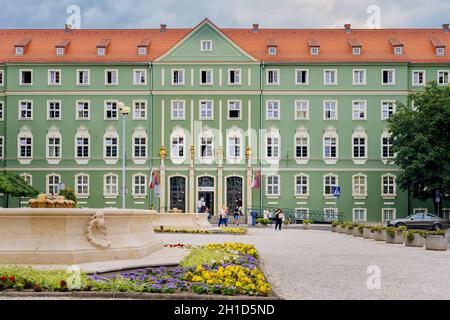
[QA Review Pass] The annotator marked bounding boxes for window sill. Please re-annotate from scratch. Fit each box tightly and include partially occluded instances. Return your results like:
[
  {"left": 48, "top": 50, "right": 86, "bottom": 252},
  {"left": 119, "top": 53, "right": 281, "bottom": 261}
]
[
  {"left": 295, "top": 195, "right": 309, "bottom": 200},
  {"left": 353, "top": 196, "right": 367, "bottom": 200},
  {"left": 352, "top": 159, "right": 367, "bottom": 165},
  {"left": 75, "top": 159, "right": 90, "bottom": 165},
  {"left": 382, "top": 195, "right": 397, "bottom": 200},
  {"left": 323, "top": 159, "right": 338, "bottom": 165},
  {"left": 104, "top": 159, "right": 119, "bottom": 165},
  {"left": 18, "top": 158, "right": 32, "bottom": 165},
  {"left": 47, "top": 159, "right": 61, "bottom": 165}
]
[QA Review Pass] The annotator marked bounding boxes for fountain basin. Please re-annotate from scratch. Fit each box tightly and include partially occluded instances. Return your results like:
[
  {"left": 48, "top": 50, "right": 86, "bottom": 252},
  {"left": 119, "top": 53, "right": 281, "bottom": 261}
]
[{"left": 149, "top": 212, "right": 211, "bottom": 230}]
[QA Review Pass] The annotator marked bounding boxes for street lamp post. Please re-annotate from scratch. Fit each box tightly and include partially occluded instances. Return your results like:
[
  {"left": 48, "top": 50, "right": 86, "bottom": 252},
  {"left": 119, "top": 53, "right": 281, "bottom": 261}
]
[{"left": 118, "top": 101, "right": 130, "bottom": 209}]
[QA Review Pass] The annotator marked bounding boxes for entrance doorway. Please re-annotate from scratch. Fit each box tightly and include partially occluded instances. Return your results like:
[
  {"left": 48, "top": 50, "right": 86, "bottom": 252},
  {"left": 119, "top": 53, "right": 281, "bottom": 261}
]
[
  {"left": 169, "top": 176, "right": 186, "bottom": 212},
  {"left": 226, "top": 176, "right": 243, "bottom": 210},
  {"left": 198, "top": 176, "right": 214, "bottom": 214}
]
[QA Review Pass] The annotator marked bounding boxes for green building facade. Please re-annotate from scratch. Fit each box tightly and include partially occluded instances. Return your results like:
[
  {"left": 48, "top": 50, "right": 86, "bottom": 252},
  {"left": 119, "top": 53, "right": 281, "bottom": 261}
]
[{"left": 0, "top": 19, "right": 449, "bottom": 221}]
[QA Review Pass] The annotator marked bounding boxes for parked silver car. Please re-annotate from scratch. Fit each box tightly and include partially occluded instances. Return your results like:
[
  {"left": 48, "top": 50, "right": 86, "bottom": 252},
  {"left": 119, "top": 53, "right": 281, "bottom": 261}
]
[{"left": 387, "top": 213, "right": 450, "bottom": 230}]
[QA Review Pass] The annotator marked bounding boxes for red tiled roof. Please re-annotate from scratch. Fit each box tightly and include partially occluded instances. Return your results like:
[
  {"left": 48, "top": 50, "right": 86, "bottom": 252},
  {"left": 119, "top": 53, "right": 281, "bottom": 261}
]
[{"left": 0, "top": 26, "right": 449, "bottom": 63}]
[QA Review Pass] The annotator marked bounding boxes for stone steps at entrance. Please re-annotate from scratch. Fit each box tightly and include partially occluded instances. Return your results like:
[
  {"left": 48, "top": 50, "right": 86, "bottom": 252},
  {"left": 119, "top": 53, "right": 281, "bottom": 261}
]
[{"left": 210, "top": 215, "right": 247, "bottom": 225}]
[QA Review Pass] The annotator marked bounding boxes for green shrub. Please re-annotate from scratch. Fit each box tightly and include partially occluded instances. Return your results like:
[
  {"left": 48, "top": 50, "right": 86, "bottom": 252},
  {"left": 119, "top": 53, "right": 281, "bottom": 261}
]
[
  {"left": 302, "top": 220, "right": 313, "bottom": 225},
  {"left": 331, "top": 221, "right": 340, "bottom": 228},
  {"left": 256, "top": 218, "right": 270, "bottom": 225},
  {"left": 58, "top": 187, "right": 77, "bottom": 205},
  {"left": 358, "top": 225, "right": 366, "bottom": 234},
  {"left": 423, "top": 230, "right": 446, "bottom": 238},
  {"left": 404, "top": 230, "right": 425, "bottom": 242}
]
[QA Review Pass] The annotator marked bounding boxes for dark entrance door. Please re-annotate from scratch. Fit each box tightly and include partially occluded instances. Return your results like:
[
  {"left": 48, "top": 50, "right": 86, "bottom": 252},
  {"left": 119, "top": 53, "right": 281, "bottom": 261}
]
[
  {"left": 198, "top": 176, "right": 214, "bottom": 214},
  {"left": 226, "top": 176, "right": 243, "bottom": 210},
  {"left": 169, "top": 176, "right": 186, "bottom": 212}
]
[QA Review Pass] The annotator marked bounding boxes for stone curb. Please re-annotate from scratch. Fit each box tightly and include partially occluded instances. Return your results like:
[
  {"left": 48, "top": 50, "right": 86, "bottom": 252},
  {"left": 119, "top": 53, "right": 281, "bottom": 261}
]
[{"left": 0, "top": 291, "right": 281, "bottom": 300}]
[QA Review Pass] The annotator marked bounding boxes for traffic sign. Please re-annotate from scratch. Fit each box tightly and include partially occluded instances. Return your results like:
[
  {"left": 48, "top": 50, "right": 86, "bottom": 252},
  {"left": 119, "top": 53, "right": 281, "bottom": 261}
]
[{"left": 332, "top": 186, "right": 341, "bottom": 197}]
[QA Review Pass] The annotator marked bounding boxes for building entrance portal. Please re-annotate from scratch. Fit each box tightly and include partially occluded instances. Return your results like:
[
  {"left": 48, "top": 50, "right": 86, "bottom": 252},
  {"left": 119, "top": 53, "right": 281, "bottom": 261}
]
[{"left": 198, "top": 176, "right": 214, "bottom": 215}]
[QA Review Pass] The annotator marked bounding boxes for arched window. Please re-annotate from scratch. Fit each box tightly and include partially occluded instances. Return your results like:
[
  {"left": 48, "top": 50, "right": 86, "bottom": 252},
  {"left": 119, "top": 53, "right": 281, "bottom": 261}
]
[
  {"left": 381, "top": 174, "right": 396, "bottom": 197},
  {"left": 46, "top": 126, "right": 62, "bottom": 164},
  {"left": 323, "top": 127, "right": 338, "bottom": 164},
  {"left": 132, "top": 127, "right": 147, "bottom": 164},
  {"left": 352, "top": 127, "right": 367, "bottom": 164},
  {"left": 226, "top": 127, "right": 243, "bottom": 161},
  {"left": 75, "top": 174, "right": 89, "bottom": 198},
  {"left": 132, "top": 174, "right": 147, "bottom": 197},
  {"left": 170, "top": 127, "right": 186, "bottom": 164},
  {"left": 294, "top": 127, "right": 309, "bottom": 164},
  {"left": 198, "top": 128, "right": 214, "bottom": 160},
  {"left": 20, "top": 173, "right": 32, "bottom": 186},
  {"left": 323, "top": 174, "right": 338, "bottom": 197},
  {"left": 352, "top": 174, "right": 367, "bottom": 197},
  {"left": 17, "top": 127, "right": 33, "bottom": 164},
  {"left": 266, "top": 128, "right": 280, "bottom": 160},
  {"left": 266, "top": 174, "right": 280, "bottom": 197},
  {"left": 46, "top": 174, "right": 61, "bottom": 195},
  {"left": 75, "top": 126, "right": 90, "bottom": 164},
  {"left": 295, "top": 174, "right": 309, "bottom": 197},
  {"left": 103, "top": 128, "right": 119, "bottom": 163}
]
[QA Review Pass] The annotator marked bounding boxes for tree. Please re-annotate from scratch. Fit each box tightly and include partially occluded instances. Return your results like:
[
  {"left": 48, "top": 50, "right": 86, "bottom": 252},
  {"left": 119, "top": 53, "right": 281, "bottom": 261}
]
[
  {"left": 388, "top": 82, "right": 450, "bottom": 214},
  {"left": 0, "top": 174, "right": 39, "bottom": 207}
]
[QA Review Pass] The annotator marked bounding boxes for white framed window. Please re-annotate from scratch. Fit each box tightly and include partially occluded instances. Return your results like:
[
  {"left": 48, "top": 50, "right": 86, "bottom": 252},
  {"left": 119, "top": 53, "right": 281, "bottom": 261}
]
[
  {"left": 437, "top": 71, "right": 449, "bottom": 85},
  {"left": 18, "top": 129, "right": 32, "bottom": 160},
  {"left": 133, "top": 101, "right": 147, "bottom": 120},
  {"left": 105, "top": 69, "right": 118, "bottom": 86},
  {"left": 266, "top": 129, "right": 280, "bottom": 159},
  {"left": 323, "top": 136, "right": 337, "bottom": 159},
  {"left": 352, "top": 47, "right": 361, "bottom": 56},
  {"left": 97, "top": 47, "right": 106, "bottom": 56},
  {"left": 310, "top": 47, "right": 319, "bottom": 55},
  {"left": 323, "top": 174, "right": 338, "bottom": 197},
  {"left": 412, "top": 70, "right": 425, "bottom": 86},
  {"left": 352, "top": 100, "right": 367, "bottom": 120},
  {"left": 0, "top": 136, "right": 4, "bottom": 159},
  {"left": 266, "top": 175, "right": 280, "bottom": 197},
  {"left": 382, "top": 174, "right": 396, "bottom": 197},
  {"left": 295, "top": 100, "right": 309, "bottom": 120},
  {"left": 133, "top": 69, "right": 147, "bottom": 85},
  {"left": 76, "top": 69, "right": 90, "bottom": 86},
  {"left": 266, "top": 100, "right": 280, "bottom": 120},
  {"left": 104, "top": 101, "right": 118, "bottom": 120},
  {"left": 268, "top": 47, "right": 277, "bottom": 55},
  {"left": 0, "top": 102, "right": 3, "bottom": 121},
  {"left": 413, "top": 208, "right": 428, "bottom": 214},
  {"left": 436, "top": 47, "right": 445, "bottom": 56},
  {"left": 382, "top": 69, "right": 395, "bottom": 85},
  {"left": 323, "top": 100, "right": 337, "bottom": 120},
  {"left": 199, "top": 100, "right": 213, "bottom": 120},
  {"left": 295, "top": 134, "right": 309, "bottom": 160},
  {"left": 75, "top": 174, "right": 89, "bottom": 198},
  {"left": 138, "top": 47, "right": 147, "bottom": 56},
  {"left": 352, "top": 135, "right": 367, "bottom": 159},
  {"left": 56, "top": 47, "right": 65, "bottom": 56},
  {"left": 171, "top": 69, "right": 185, "bottom": 85},
  {"left": 18, "top": 100, "right": 33, "bottom": 120},
  {"left": 133, "top": 131, "right": 147, "bottom": 160},
  {"left": 295, "top": 69, "right": 309, "bottom": 85},
  {"left": 324, "top": 69, "right": 337, "bottom": 85},
  {"left": 353, "top": 208, "right": 367, "bottom": 222},
  {"left": 76, "top": 101, "right": 90, "bottom": 120},
  {"left": 353, "top": 69, "right": 366, "bottom": 85},
  {"left": 171, "top": 131, "right": 185, "bottom": 159},
  {"left": 381, "top": 132, "right": 394, "bottom": 159},
  {"left": 295, "top": 208, "right": 310, "bottom": 220},
  {"left": 103, "top": 174, "right": 118, "bottom": 197},
  {"left": 227, "top": 128, "right": 242, "bottom": 160},
  {"left": 75, "top": 134, "right": 90, "bottom": 159},
  {"left": 201, "top": 40, "right": 212, "bottom": 52},
  {"left": 46, "top": 131, "right": 62, "bottom": 160},
  {"left": 228, "top": 69, "right": 241, "bottom": 85},
  {"left": 47, "top": 100, "right": 61, "bottom": 120},
  {"left": 171, "top": 100, "right": 185, "bottom": 120},
  {"left": 0, "top": 70, "right": 4, "bottom": 86},
  {"left": 48, "top": 69, "right": 61, "bottom": 86},
  {"left": 20, "top": 174, "right": 32, "bottom": 186},
  {"left": 199, "top": 130, "right": 214, "bottom": 159},
  {"left": 352, "top": 174, "right": 367, "bottom": 197},
  {"left": 132, "top": 174, "right": 147, "bottom": 197},
  {"left": 381, "top": 101, "right": 396, "bottom": 120},
  {"left": 200, "top": 69, "right": 213, "bottom": 85},
  {"left": 295, "top": 174, "right": 309, "bottom": 197},
  {"left": 227, "top": 100, "right": 241, "bottom": 120},
  {"left": 15, "top": 47, "right": 24, "bottom": 56},
  {"left": 104, "top": 135, "right": 119, "bottom": 159},
  {"left": 394, "top": 46, "right": 403, "bottom": 55},
  {"left": 382, "top": 208, "right": 396, "bottom": 222},
  {"left": 46, "top": 174, "right": 61, "bottom": 195},
  {"left": 19, "top": 69, "right": 33, "bottom": 86},
  {"left": 266, "top": 69, "right": 279, "bottom": 85},
  {"left": 324, "top": 208, "right": 338, "bottom": 221}
]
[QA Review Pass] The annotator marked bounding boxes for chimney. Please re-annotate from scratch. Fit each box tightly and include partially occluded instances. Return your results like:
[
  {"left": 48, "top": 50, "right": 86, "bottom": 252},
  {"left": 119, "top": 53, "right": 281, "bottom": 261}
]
[
  {"left": 443, "top": 24, "right": 449, "bottom": 32},
  {"left": 344, "top": 24, "right": 351, "bottom": 33},
  {"left": 65, "top": 24, "right": 73, "bottom": 30},
  {"left": 252, "top": 24, "right": 259, "bottom": 32},
  {"left": 160, "top": 24, "right": 167, "bottom": 32}
]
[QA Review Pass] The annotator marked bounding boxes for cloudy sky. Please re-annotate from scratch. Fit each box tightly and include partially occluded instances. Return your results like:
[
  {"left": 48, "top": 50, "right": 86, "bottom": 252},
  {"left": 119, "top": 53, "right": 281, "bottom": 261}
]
[{"left": 0, "top": 0, "right": 448, "bottom": 29}]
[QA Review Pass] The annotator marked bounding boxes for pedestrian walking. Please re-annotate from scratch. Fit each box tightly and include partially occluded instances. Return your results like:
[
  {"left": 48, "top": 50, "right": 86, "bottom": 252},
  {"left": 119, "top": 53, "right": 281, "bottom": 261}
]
[
  {"left": 233, "top": 203, "right": 240, "bottom": 226},
  {"left": 218, "top": 206, "right": 228, "bottom": 227},
  {"left": 275, "top": 208, "right": 284, "bottom": 231},
  {"left": 251, "top": 209, "right": 257, "bottom": 227}
]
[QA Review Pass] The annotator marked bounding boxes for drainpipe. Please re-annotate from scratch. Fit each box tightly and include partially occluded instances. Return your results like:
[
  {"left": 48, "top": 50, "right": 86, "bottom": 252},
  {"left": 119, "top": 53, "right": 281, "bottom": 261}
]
[
  {"left": 259, "top": 62, "right": 265, "bottom": 213},
  {"left": 149, "top": 61, "right": 153, "bottom": 210}
]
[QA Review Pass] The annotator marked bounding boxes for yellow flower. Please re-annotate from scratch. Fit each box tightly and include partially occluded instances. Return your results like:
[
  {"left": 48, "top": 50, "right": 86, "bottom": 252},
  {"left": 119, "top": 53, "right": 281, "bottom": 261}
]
[
  {"left": 196, "top": 265, "right": 204, "bottom": 273},
  {"left": 235, "top": 281, "right": 242, "bottom": 288}
]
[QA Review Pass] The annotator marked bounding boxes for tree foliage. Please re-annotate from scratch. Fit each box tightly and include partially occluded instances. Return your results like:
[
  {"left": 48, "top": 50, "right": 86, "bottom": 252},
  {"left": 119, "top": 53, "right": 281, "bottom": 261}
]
[
  {"left": 0, "top": 174, "right": 39, "bottom": 198},
  {"left": 58, "top": 187, "right": 77, "bottom": 205},
  {"left": 388, "top": 82, "right": 450, "bottom": 204}
]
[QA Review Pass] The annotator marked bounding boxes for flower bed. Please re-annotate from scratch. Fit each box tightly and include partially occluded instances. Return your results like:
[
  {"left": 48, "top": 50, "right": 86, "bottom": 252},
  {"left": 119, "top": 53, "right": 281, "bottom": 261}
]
[
  {"left": 0, "top": 243, "right": 271, "bottom": 297},
  {"left": 154, "top": 227, "right": 248, "bottom": 235}
]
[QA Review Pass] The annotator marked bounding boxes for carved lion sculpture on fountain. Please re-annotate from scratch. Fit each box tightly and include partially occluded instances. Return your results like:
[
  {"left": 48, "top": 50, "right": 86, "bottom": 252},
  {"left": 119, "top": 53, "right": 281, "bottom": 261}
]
[{"left": 86, "top": 211, "right": 111, "bottom": 248}]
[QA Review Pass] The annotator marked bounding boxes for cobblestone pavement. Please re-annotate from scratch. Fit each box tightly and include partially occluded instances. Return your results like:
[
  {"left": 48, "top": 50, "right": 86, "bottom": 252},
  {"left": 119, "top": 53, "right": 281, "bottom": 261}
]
[{"left": 160, "top": 228, "right": 450, "bottom": 300}]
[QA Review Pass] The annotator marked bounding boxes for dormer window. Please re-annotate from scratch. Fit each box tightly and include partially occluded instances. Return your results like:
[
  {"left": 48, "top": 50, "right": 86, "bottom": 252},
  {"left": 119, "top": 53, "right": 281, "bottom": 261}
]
[
  {"left": 55, "top": 39, "right": 70, "bottom": 56},
  {"left": 348, "top": 40, "right": 362, "bottom": 56},
  {"left": 96, "top": 39, "right": 111, "bottom": 56},
  {"left": 389, "top": 38, "right": 404, "bottom": 55},
  {"left": 201, "top": 40, "right": 212, "bottom": 52},
  {"left": 430, "top": 38, "right": 446, "bottom": 56},
  {"left": 137, "top": 39, "right": 150, "bottom": 56},
  {"left": 437, "top": 47, "right": 446, "bottom": 56},
  {"left": 352, "top": 47, "right": 361, "bottom": 55},
  {"left": 268, "top": 47, "right": 277, "bottom": 55},
  {"left": 266, "top": 39, "right": 278, "bottom": 55},
  {"left": 15, "top": 47, "right": 24, "bottom": 56},
  {"left": 308, "top": 39, "right": 320, "bottom": 56},
  {"left": 394, "top": 46, "right": 403, "bottom": 55},
  {"left": 56, "top": 47, "right": 65, "bottom": 55},
  {"left": 15, "top": 37, "right": 31, "bottom": 56}
]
